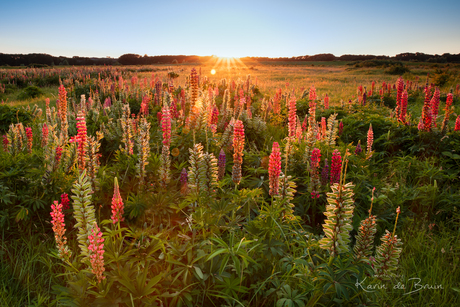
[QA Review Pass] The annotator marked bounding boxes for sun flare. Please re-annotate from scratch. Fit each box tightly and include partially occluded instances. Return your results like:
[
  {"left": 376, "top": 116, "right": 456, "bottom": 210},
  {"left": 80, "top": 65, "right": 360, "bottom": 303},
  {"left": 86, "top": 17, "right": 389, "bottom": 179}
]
[{"left": 211, "top": 69, "right": 216, "bottom": 75}]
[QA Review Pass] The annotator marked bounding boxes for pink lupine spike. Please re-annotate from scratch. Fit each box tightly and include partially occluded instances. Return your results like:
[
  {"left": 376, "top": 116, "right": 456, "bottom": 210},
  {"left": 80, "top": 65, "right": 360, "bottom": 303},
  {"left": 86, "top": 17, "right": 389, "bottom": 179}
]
[{"left": 88, "top": 223, "right": 105, "bottom": 283}]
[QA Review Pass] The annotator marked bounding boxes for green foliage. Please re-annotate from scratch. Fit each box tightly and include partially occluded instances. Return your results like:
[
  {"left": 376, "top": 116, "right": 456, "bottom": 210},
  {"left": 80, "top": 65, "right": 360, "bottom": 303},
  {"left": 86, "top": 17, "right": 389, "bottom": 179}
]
[
  {"left": 0, "top": 104, "right": 33, "bottom": 133},
  {"left": 17, "top": 85, "right": 44, "bottom": 100},
  {"left": 432, "top": 69, "right": 451, "bottom": 87},
  {"left": 384, "top": 64, "right": 410, "bottom": 75}
]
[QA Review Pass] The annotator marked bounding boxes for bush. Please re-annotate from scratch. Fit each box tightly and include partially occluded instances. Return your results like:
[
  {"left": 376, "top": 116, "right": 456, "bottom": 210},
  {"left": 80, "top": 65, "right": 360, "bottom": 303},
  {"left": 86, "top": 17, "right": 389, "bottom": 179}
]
[
  {"left": 0, "top": 105, "right": 33, "bottom": 132},
  {"left": 17, "top": 85, "right": 44, "bottom": 100},
  {"left": 432, "top": 69, "right": 451, "bottom": 87},
  {"left": 385, "top": 64, "right": 410, "bottom": 75}
]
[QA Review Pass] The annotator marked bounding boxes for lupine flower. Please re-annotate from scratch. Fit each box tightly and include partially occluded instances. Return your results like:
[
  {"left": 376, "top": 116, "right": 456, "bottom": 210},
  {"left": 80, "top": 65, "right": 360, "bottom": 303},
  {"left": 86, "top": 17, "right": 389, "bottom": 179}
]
[
  {"left": 310, "top": 148, "right": 321, "bottom": 198},
  {"left": 330, "top": 149, "right": 342, "bottom": 184},
  {"left": 296, "top": 118, "right": 303, "bottom": 142},
  {"left": 190, "top": 68, "right": 198, "bottom": 107},
  {"left": 104, "top": 97, "right": 112, "bottom": 108},
  {"left": 87, "top": 223, "right": 105, "bottom": 283},
  {"left": 339, "top": 121, "right": 343, "bottom": 135},
  {"left": 288, "top": 96, "right": 297, "bottom": 138},
  {"left": 430, "top": 87, "right": 440, "bottom": 128},
  {"left": 58, "top": 84, "right": 67, "bottom": 124},
  {"left": 269, "top": 142, "right": 282, "bottom": 196},
  {"left": 319, "top": 169, "right": 355, "bottom": 256},
  {"left": 41, "top": 124, "right": 48, "bottom": 147},
  {"left": 324, "top": 93, "right": 329, "bottom": 109},
  {"left": 157, "top": 111, "right": 162, "bottom": 123},
  {"left": 111, "top": 177, "right": 124, "bottom": 224},
  {"left": 355, "top": 140, "right": 362, "bottom": 155},
  {"left": 420, "top": 86, "right": 432, "bottom": 132},
  {"left": 210, "top": 106, "right": 219, "bottom": 133},
  {"left": 441, "top": 93, "right": 453, "bottom": 133},
  {"left": 367, "top": 124, "right": 373, "bottom": 155},
  {"left": 25, "top": 127, "right": 32, "bottom": 153},
  {"left": 50, "top": 201, "right": 71, "bottom": 261},
  {"left": 180, "top": 168, "right": 188, "bottom": 195},
  {"left": 309, "top": 85, "right": 317, "bottom": 101},
  {"left": 140, "top": 95, "right": 150, "bottom": 116},
  {"left": 76, "top": 112, "right": 87, "bottom": 171},
  {"left": 301, "top": 115, "right": 308, "bottom": 132},
  {"left": 399, "top": 90, "right": 408, "bottom": 124},
  {"left": 180, "top": 168, "right": 188, "bottom": 185},
  {"left": 155, "top": 80, "right": 162, "bottom": 105},
  {"left": 395, "top": 77, "right": 404, "bottom": 118},
  {"left": 311, "top": 148, "right": 321, "bottom": 168},
  {"left": 2, "top": 135, "right": 7, "bottom": 152},
  {"left": 232, "top": 120, "right": 245, "bottom": 185},
  {"left": 321, "top": 117, "right": 326, "bottom": 140},
  {"left": 55, "top": 146, "right": 63, "bottom": 165},
  {"left": 218, "top": 149, "right": 226, "bottom": 180},
  {"left": 161, "top": 105, "right": 172, "bottom": 147},
  {"left": 353, "top": 187, "right": 377, "bottom": 263},
  {"left": 61, "top": 193, "right": 70, "bottom": 211},
  {"left": 455, "top": 116, "right": 460, "bottom": 131},
  {"left": 170, "top": 98, "right": 178, "bottom": 119},
  {"left": 374, "top": 212, "right": 403, "bottom": 278}
]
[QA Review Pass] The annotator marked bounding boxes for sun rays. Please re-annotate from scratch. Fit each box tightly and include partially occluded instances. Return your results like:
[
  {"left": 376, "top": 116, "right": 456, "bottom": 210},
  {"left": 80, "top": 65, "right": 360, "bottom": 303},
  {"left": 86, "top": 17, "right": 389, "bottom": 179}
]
[{"left": 206, "top": 56, "right": 249, "bottom": 75}]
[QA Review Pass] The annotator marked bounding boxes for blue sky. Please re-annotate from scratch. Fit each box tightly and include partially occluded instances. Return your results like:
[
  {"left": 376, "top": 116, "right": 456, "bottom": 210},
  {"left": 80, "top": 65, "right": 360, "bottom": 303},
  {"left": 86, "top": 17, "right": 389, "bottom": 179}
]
[{"left": 1, "top": 0, "right": 459, "bottom": 58}]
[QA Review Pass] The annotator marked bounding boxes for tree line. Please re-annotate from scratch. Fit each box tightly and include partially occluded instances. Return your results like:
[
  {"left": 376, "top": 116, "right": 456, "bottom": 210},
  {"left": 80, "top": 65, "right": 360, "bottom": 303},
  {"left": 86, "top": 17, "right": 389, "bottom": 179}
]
[{"left": 1, "top": 52, "right": 459, "bottom": 67}]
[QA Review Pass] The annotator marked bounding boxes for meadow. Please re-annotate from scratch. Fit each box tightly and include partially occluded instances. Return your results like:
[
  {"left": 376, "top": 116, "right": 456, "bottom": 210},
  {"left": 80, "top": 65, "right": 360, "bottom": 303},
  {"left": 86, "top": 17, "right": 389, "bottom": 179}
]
[{"left": 1, "top": 59, "right": 460, "bottom": 306}]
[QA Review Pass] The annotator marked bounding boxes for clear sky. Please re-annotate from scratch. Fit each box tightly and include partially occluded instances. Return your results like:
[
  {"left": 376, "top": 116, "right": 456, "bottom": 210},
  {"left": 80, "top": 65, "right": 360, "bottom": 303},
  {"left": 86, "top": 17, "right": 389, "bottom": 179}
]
[{"left": 1, "top": 0, "right": 459, "bottom": 58}]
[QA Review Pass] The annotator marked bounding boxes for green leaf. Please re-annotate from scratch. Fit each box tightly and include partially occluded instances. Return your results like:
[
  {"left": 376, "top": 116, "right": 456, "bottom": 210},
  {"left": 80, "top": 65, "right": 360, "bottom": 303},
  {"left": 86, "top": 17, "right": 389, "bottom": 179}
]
[
  {"left": 193, "top": 266, "right": 204, "bottom": 279},
  {"left": 207, "top": 248, "right": 228, "bottom": 261}
]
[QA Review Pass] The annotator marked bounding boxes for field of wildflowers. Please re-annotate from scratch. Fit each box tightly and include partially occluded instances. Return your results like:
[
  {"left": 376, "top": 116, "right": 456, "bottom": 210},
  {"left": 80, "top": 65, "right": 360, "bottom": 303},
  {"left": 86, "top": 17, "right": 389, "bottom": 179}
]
[{"left": 0, "top": 61, "right": 459, "bottom": 306}]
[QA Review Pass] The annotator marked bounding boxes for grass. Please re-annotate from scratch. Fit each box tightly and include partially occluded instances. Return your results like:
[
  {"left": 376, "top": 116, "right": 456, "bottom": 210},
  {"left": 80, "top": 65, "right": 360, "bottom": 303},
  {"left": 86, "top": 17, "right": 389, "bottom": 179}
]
[
  {"left": 374, "top": 220, "right": 460, "bottom": 306},
  {"left": 1, "top": 86, "right": 59, "bottom": 110},
  {"left": 0, "top": 233, "right": 62, "bottom": 306}
]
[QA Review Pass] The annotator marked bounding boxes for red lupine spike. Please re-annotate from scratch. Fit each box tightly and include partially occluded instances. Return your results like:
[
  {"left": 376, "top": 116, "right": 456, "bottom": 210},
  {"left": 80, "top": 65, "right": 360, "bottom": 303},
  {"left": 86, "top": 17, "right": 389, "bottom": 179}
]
[
  {"left": 330, "top": 149, "right": 342, "bottom": 184},
  {"left": 269, "top": 142, "right": 281, "bottom": 196},
  {"left": 25, "top": 127, "right": 32, "bottom": 153},
  {"left": 399, "top": 90, "right": 408, "bottom": 124}
]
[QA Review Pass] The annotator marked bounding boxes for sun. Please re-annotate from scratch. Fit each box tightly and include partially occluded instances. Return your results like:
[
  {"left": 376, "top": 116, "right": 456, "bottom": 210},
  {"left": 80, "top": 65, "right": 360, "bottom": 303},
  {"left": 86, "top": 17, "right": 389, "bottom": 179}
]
[{"left": 211, "top": 69, "right": 216, "bottom": 75}]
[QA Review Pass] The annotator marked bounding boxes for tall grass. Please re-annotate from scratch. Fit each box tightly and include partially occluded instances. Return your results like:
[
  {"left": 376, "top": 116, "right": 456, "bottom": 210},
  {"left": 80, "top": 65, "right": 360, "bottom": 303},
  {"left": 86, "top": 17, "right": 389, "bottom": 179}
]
[
  {"left": 0, "top": 234, "right": 62, "bottom": 306},
  {"left": 376, "top": 220, "right": 460, "bottom": 306}
]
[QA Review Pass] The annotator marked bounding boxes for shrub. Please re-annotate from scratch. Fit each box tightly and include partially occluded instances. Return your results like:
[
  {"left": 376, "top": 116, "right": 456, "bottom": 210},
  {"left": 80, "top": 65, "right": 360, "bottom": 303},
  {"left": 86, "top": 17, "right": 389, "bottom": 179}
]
[
  {"left": 385, "top": 64, "right": 410, "bottom": 75},
  {"left": 0, "top": 105, "right": 33, "bottom": 133},
  {"left": 17, "top": 85, "right": 44, "bottom": 100}
]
